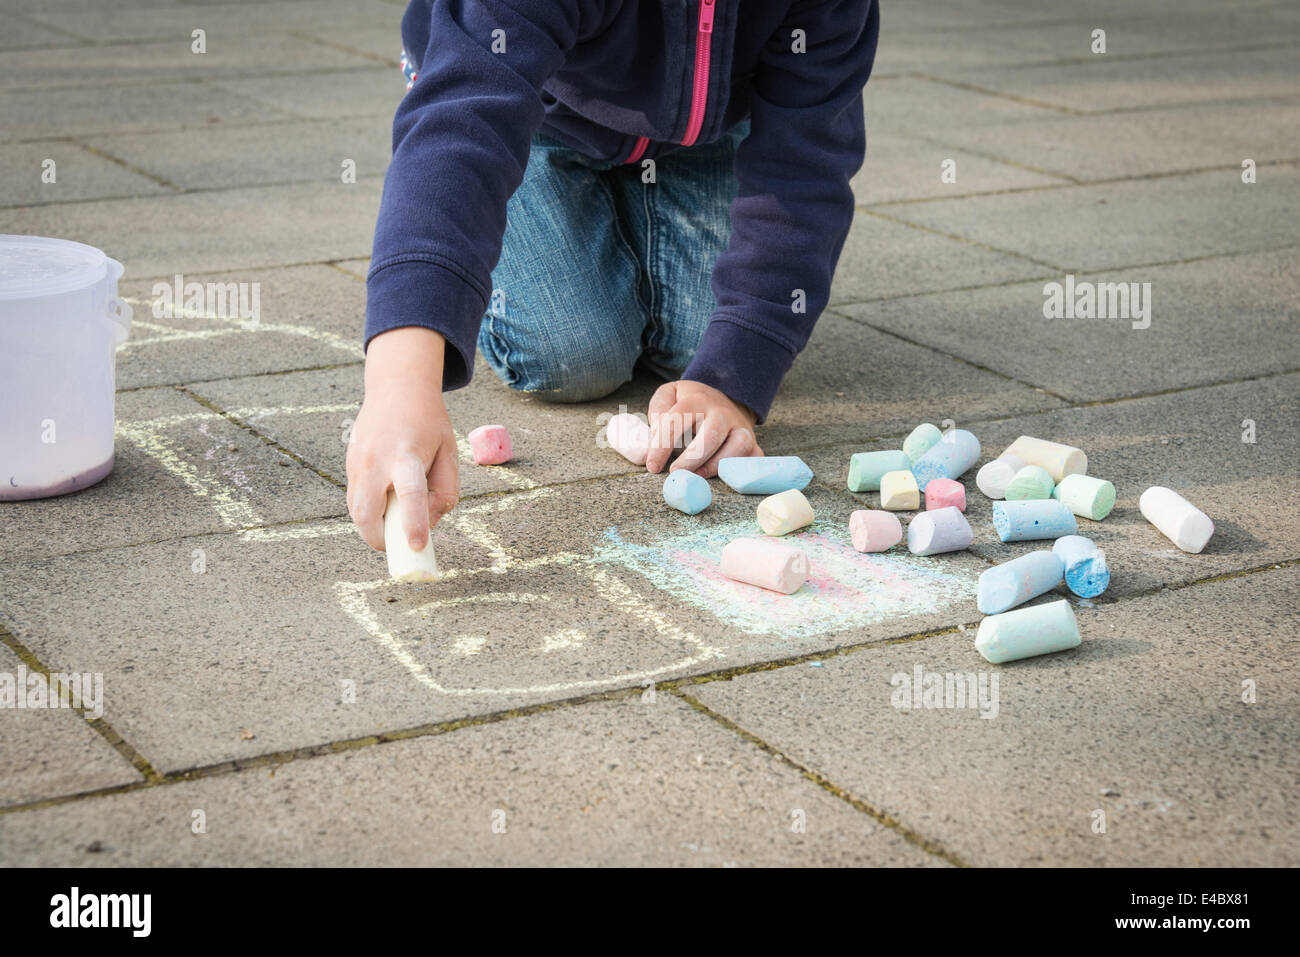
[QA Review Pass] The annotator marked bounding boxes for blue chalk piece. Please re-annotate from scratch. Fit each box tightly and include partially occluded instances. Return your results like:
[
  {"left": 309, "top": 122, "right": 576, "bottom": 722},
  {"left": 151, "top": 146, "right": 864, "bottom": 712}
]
[
  {"left": 1053, "top": 534, "right": 1110, "bottom": 598},
  {"left": 978, "top": 550, "right": 1064, "bottom": 615},
  {"left": 992, "top": 500, "right": 1077, "bottom": 542},
  {"left": 910, "top": 429, "right": 981, "bottom": 487},
  {"left": 662, "top": 470, "right": 712, "bottom": 515},
  {"left": 718, "top": 456, "right": 813, "bottom": 495}
]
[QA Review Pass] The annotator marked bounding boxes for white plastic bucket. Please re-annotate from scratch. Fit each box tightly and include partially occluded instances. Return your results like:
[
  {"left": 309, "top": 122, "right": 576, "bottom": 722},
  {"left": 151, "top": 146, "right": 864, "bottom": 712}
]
[{"left": 0, "top": 235, "right": 132, "bottom": 500}]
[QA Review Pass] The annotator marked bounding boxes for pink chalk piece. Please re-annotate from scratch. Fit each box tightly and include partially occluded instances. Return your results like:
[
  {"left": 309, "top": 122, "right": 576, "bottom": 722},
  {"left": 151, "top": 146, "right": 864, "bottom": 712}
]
[
  {"left": 849, "top": 509, "right": 903, "bottom": 553},
  {"left": 924, "top": 478, "right": 966, "bottom": 512},
  {"left": 606, "top": 412, "right": 651, "bottom": 465},
  {"left": 720, "top": 538, "right": 809, "bottom": 595},
  {"left": 467, "top": 424, "right": 512, "bottom": 465}
]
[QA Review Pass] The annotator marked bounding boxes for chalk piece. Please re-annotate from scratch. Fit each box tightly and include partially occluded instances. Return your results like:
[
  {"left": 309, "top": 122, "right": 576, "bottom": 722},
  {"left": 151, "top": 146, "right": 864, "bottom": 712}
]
[
  {"left": 719, "top": 455, "right": 813, "bottom": 495},
  {"left": 847, "top": 449, "right": 910, "bottom": 492},
  {"left": 1004, "top": 465, "right": 1055, "bottom": 501},
  {"left": 720, "top": 538, "right": 809, "bottom": 594},
  {"left": 924, "top": 477, "right": 966, "bottom": 512},
  {"left": 382, "top": 490, "right": 439, "bottom": 583},
  {"left": 1139, "top": 486, "right": 1214, "bottom": 553},
  {"left": 467, "top": 424, "right": 512, "bottom": 465},
  {"left": 1052, "top": 535, "right": 1110, "bottom": 598},
  {"left": 849, "top": 510, "right": 903, "bottom": 552},
  {"left": 975, "top": 454, "right": 1025, "bottom": 500},
  {"left": 910, "top": 429, "right": 981, "bottom": 487},
  {"left": 1001, "top": 435, "right": 1087, "bottom": 483},
  {"left": 606, "top": 412, "right": 650, "bottom": 465},
  {"left": 978, "top": 550, "right": 1064, "bottom": 614},
  {"left": 879, "top": 470, "right": 920, "bottom": 510},
  {"left": 907, "top": 505, "right": 973, "bottom": 556},
  {"left": 903, "top": 423, "right": 943, "bottom": 463},
  {"left": 757, "top": 488, "right": 814, "bottom": 536},
  {"left": 1053, "top": 473, "right": 1116, "bottom": 521},
  {"left": 992, "top": 499, "right": 1077, "bottom": 542},
  {"left": 975, "top": 599, "right": 1081, "bottom": 664},
  {"left": 663, "top": 470, "right": 711, "bottom": 515}
]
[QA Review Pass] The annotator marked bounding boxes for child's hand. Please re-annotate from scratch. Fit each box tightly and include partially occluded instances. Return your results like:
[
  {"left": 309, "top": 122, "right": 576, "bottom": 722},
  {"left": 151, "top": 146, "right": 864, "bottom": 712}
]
[
  {"left": 645, "top": 379, "right": 762, "bottom": 477},
  {"left": 346, "top": 327, "right": 460, "bottom": 554}
]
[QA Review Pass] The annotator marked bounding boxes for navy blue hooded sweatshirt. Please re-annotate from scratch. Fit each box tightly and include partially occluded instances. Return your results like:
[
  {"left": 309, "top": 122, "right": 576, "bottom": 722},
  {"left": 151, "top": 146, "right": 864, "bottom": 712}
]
[{"left": 367, "top": 0, "right": 880, "bottom": 422}]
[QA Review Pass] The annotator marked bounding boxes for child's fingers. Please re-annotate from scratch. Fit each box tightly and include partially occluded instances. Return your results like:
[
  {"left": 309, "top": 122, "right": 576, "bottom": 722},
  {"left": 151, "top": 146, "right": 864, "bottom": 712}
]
[
  {"left": 698, "top": 426, "right": 761, "bottom": 479},
  {"left": 669, "top": 412, "right": 726, "bottom": 475},
  {"left": 391, "top": 454, "right": 432, "bottom": 552},
  {"left": 426, "top": 441, "right": 460, "bottom": 527},
  {"left": 347, "top": 475, "right": 388, "bottom": 552},
  {"left": 645, "top": 384, "right": 679, "bottom": 473}
]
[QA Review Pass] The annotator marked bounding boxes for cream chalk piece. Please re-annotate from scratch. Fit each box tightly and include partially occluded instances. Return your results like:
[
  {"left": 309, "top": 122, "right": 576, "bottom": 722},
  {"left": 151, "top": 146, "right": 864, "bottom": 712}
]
[
  {"left": 879, "top": 470, "right": 920, "bottom": 510},
  {"left": 992, "top": 500, "right": 1077, "bottom": 542},
  {"left": 1139, "top": 486, "right": 1214, "bottom": 553},
  {"left": 977, "top": 550, "right": 1064, "bottom": 615},
  {"left": 975, "top": 454, "right": 1025, "bottom": 500},
  {"left": 606, "top": 412, "right": 650, "bottom": 465},
  {"left": 720, "top": 538, "right": 809, "bottom": 594},
  {"left": 1004, "top": 465, "right": 1055, "bottom": 501},
  {"left": 1001, "top": 435, "right": 1087, "bottom": 483},
  {"left": 910, "top": 429, "right": 981, "bottom": 487},
  {"left": 907, "top": 506, "right": 973, "bottom": 556},
  {"left": 847, "top": 450, "right": 911, "bottom": 492},
  {"left": 757, "top": 488, "right": 814, "bottom": 536},
  {"left": 467, "top": 424, "right": 512, "bottom": 465},
  {"left": 975, "top": 599, "right": 1082, "bottom": 664},
  {"left": 719, "top": 456, "right": 813, "bottom": 495},
  {"left": 903, "top": 423, "right": 942, "bottom": 463},
  {"left": 924, "top": 477, "right": 966, "bottom": 512},
  {"left": 662, "top": 470, "right": 711, "bottom": 515},
  {"left": 1052, "top": 535, "right": 1110, "bottom": 598},
  {"left": 1053, "top": 474, "right": 1116, "bottom": 521},
  {"left": 382, "top": 490, "right": 439, "bottom": 583},
  {"left": 849, "top": 509, "right": 903, "bottom": 552}
]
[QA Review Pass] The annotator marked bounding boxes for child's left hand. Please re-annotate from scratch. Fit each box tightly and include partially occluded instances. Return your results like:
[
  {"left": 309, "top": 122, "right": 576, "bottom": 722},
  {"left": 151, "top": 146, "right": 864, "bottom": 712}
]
[{"left": 645, "top": 379, "right": 762, "bottom": 477}]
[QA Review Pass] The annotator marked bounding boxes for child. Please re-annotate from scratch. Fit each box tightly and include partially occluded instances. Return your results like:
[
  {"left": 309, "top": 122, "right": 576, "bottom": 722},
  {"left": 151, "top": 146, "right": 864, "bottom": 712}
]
[{"left": 347, "top": 0, "right": 880, "bottom": 554}]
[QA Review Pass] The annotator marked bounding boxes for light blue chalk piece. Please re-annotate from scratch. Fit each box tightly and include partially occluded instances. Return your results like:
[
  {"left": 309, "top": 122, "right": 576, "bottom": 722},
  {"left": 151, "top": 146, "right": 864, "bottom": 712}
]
[
  {"left": 977, "top": 550, "right": 1064, "bottom": 615},
  {"left": 1053, "top": 535, "right": 1110, "bottom": 599},
  {"left": 910, "top": 429, "right": 981, "bottom": 487},
  {"left": 903, "top": 423, "right": 943, "bottom": 463},
  {"left": 847, "top": 449, "right": 910, "bottom": 492},
  {"left": 810, "top": 661, "right": 823, "bottom": 668},
  {"left": 662, "top": 470, "right": 712, "bottom": 515},
  {"left": 992, "top": 499, "right": 1077, "bottom": 542},
  {"left": 718, "top": 456, "right": 812, "bottom": 495},
  {"left": 975, "top": 599, "right": 1082, "bottom": 664}
]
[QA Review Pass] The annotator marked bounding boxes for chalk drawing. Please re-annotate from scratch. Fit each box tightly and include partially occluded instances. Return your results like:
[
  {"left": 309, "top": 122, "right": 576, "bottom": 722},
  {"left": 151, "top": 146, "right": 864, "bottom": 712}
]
[{"left": 119, "top": 296, "right": 364, "bottom": 359}]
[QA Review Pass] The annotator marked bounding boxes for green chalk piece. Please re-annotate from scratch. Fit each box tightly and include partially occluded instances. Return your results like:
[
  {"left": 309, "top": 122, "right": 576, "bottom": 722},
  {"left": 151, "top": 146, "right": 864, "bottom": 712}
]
[
  {"left": 1004, "top": 465, "right": 1055, "bottom": 501},
  {"left": 903, "top": 423, "right": 942, "bottom": 463},
  {"left": 975, "top": 599, "right": 1082, "bottom": 664},
  {"left": 847, "top": 449, "right": 911, "bottom": 492},
  {"left": 1053, "top": 473, "right": 1116, "bottom": 521}
]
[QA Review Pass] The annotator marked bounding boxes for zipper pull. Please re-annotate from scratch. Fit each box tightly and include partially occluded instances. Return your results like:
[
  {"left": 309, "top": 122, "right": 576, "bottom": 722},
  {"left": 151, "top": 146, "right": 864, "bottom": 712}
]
[{"left": 699, "top": 0, "right": 715, "bottom": 33}]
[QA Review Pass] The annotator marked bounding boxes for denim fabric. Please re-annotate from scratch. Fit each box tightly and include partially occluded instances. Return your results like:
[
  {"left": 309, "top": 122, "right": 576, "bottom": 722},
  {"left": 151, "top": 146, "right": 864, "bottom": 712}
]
[{"left": 478, "top": 120, "right": 750, "bottom": 403}]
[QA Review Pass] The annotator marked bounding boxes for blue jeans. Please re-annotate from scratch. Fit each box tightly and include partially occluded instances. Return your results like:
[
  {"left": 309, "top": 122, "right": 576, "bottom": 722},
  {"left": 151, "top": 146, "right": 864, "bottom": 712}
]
[{"left": 478, "top": 121, "right": 750, "bottom": 402}]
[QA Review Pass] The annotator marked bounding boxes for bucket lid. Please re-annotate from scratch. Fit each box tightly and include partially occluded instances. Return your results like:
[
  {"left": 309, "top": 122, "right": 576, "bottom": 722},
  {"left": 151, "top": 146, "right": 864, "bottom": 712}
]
[{"left": 0, "top": 234, "right": 112, "bottom": 300}]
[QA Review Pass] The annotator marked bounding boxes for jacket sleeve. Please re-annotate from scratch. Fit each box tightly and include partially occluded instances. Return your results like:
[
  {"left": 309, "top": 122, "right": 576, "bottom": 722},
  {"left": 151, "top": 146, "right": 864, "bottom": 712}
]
[
  {"left": 681, "top": 0, "right": 879, "bottom": 422},
  {"left": 365, "top": 0, "right": 586, "bottom": 390}
]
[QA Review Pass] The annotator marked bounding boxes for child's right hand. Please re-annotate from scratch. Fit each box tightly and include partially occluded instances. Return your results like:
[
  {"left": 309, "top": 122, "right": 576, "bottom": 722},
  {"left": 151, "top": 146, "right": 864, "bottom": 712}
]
[{"left": 346, "top": 327, "right": 460, "bottom": 554}]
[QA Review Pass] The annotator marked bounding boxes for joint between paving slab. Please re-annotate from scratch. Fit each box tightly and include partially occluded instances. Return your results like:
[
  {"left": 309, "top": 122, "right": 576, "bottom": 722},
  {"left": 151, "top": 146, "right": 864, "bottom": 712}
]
[
  {"left": 669, "top": 689, "right": 970, "bottom": 866},
  {"left": 855, "top": 207, "right": 1066, "bottom": 272},
  {"left": 116, "top": 360, "right": 365, "bottom": 395},
  {"left": 71, "top": 140, "right": 183, "bottom": 192}
]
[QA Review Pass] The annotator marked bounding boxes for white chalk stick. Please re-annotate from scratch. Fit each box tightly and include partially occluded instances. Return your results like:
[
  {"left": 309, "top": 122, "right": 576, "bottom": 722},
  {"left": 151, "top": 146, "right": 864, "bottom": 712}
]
[
  {"left": 975, "top": 599, "right": 1081, "bottom": 664},
  {"left": 757, "top": 488, "right": 814, "bottom": 536},
  {"left": 383, "top": 489, "right": 439, "bottom": 582},
  {"left": 606, "top": 412, "right": 650, "bottom": 465},
  {"left": 1139, "top": 486, "right": 1214, "bottom": 554},
  {"left": 1001, "top": 435, "right": 1087, "bottom": 483},
  {"left": 975, "top": 455, "right": 1025, "bottom": 500},
  {"left": 907, "top": 506, "right": 973, "bottom": 556},
  {"left": 721, "top": 538, "right": 809, "bottom": 594}
]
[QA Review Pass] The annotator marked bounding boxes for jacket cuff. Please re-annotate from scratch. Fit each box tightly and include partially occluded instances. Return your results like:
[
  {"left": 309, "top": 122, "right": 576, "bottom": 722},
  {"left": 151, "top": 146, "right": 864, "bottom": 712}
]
[
  {"left": 365, "top": 257, "right": 487, "bottom": 392},
  {"left": 680, "top": 316, "right": 796, "bottom": 425}
]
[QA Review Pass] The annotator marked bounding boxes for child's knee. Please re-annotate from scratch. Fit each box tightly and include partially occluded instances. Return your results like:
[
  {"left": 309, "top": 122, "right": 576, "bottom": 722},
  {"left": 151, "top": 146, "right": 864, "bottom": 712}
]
[{"left": 480, "top": 320, "right": 638, "bottom": 403}]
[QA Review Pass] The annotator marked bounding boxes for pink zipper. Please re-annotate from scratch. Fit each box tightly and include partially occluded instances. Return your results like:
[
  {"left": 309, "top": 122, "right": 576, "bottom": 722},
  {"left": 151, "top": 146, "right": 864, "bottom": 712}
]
[
  {"left": 624, "top": 136, "right": 650, "bottom": 164},
  {"left": 681, "top": 0, "right": 715, "bottom": 146}
]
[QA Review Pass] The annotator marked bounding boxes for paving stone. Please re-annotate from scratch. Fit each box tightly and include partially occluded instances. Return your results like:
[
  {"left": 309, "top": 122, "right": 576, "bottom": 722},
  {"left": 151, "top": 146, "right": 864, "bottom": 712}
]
[
  {"left": 0, "top": 141, "right": 169, "bottom": 206},
  {"left": 91, "top": 114, "right": 391, "bottom": 191},
  {"left": 690, "top": 566, "right": 1300, "bottom": 866},
  {"left": 332, "top": 258, "right": 370, "bottom": 279},
  {"left": 852, "top": 132, "right": 1069, "bottom": 205},
  {"left": 208, "top": 67, "right": 402, "bottom": 120},
  {"left": 876, "top": 166, "right": 1300, "bottom": 272},
  {"left": 863, "top": 75, "right": 1067, "bottom": 139},
  {"left": 0, "top": 388, "right": 343, "bottom": 564},
  {"left": 0, "top": 695, "right": 938, "bottom": 865},
  {"left": 842, "top": 248, "right": 1300, "bottom": 402},
  {"left": 3, "top": 180, "right": 380, "bottom": 279},
  {"left": 0, "top": 646, "right": 143, "bottom": 809},
  {"left": 0, "top": 15, "right": 81, "bottom": 51},
  {"left": 296, "top": 23, "right": 406, "bottom": 65}
]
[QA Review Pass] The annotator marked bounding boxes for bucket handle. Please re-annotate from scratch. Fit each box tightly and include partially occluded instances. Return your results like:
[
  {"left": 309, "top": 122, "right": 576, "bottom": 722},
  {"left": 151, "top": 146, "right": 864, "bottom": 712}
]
[{"left": 105, "top": 257, "right": 132, "bottom": 345}]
